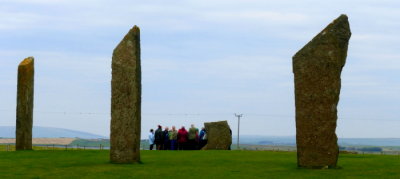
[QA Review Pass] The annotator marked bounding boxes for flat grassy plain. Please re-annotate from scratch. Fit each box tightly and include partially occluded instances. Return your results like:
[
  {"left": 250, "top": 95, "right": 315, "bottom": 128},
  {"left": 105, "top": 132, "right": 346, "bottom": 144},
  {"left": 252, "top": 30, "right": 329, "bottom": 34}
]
[{"left": 0, "top": 150, "right": 399, "bottom": 178}]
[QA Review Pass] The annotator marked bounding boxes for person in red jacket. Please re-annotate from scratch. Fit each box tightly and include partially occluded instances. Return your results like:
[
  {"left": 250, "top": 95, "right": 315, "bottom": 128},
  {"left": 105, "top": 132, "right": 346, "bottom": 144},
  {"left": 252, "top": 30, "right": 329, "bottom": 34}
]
[{"left": 177, "top": 126, "right": 188, "bottom": 150}]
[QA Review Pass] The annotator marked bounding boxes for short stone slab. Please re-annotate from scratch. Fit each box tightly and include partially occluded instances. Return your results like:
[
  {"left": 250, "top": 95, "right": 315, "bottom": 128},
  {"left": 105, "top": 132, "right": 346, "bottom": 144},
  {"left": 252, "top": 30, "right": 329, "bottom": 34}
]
[{"left": 202, "top": 121, "right": 232, "bottom": 150}]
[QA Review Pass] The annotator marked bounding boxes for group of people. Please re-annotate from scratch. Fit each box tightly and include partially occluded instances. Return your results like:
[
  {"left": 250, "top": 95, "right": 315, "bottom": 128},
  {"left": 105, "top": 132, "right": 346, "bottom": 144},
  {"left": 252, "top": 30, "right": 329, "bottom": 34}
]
[{"left": 148, "top": 124, "right": 207, "bottom": 150}]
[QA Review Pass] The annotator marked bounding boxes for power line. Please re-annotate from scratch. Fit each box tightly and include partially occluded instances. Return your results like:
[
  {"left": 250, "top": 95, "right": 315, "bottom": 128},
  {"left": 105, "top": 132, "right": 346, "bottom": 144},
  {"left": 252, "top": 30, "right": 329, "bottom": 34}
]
[{"left": 0, "top": 109, "right": 398, "bottom": 121}]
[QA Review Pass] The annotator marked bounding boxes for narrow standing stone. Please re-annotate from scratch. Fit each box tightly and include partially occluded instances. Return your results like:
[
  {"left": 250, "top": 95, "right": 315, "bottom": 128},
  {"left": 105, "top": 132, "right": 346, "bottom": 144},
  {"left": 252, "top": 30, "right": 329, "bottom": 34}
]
[
  {"left": 110, "top": 26, "right": 141, "bottom": 163},
  {"left": 16, "top": 57, "right": 34, "bottom": 150},
  {"left": 292, "top": 14, "right": 351, "bottom": 168}
]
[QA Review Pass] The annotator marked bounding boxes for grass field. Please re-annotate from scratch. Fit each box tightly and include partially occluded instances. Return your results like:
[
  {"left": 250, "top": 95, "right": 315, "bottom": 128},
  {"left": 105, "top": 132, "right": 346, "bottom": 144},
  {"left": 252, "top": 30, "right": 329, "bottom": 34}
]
[{"left": 0, "top": 150, "right": 399, "bottom": 178}]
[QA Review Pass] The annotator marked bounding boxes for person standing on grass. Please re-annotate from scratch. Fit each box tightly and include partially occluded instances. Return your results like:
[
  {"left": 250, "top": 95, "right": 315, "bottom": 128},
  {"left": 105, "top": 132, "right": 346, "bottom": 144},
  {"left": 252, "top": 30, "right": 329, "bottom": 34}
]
[
  {"left": 228, "top": 128, "right": 232, "bottom": 150},
  {"left": 177, "top": 126, "right": 188, "bottom": 150},
  {"left": 169, "top": 126, "right": 178, "bottom": 150},
  {"left": 163, "top": 126, "right": 170, "bottom": 150},
  {"left": 199, "top": 127, "right": 207, "bottom": 149},
  {"left": 148, "top": 129, "right": 155, "bottom": 150},
  {"left": 155, "top": 125, "right": 164, "bottom": 150},
  {"left": 188, "top": 124, "right": 199, "bottom": 150}
]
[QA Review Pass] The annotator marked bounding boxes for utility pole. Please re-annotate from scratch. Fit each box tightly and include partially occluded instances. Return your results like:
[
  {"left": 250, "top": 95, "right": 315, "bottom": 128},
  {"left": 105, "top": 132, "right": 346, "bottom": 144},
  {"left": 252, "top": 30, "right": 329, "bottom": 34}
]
[{"left": 234, "top": 113, "right": 243, "bottom": 150}]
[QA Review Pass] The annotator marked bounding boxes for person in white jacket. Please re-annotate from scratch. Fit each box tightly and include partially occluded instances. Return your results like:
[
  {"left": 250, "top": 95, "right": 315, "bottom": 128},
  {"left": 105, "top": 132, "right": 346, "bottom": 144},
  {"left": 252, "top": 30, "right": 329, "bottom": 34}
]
[{"left": 149, "top": 129, "right": 155, "bottom": 150}]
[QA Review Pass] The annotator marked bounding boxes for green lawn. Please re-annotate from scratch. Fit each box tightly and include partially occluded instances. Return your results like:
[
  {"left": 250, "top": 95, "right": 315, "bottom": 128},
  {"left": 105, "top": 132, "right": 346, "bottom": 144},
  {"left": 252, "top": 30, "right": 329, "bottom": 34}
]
[{"left": 0, "top": 150, "right": 399, "bottom": 178}]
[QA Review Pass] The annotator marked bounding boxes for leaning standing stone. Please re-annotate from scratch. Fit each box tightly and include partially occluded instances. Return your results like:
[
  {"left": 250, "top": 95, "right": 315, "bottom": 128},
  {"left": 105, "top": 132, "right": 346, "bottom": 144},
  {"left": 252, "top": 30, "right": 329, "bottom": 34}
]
[
  {"left": 110, "top": 26, "right": 141, "bottom": 163},
  {"left": 292, "top": 14, "right": 351, "bottom": 168},
  {"left": 16, "top": 57, "right": 34, "bottom": 150}
]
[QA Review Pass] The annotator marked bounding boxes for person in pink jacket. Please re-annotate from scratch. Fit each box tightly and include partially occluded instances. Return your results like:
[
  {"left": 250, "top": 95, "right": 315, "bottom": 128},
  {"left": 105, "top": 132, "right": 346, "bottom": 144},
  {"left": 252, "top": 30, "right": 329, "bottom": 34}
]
[{"left": 177, "top": 126, "right": 188, "bottom": 150}]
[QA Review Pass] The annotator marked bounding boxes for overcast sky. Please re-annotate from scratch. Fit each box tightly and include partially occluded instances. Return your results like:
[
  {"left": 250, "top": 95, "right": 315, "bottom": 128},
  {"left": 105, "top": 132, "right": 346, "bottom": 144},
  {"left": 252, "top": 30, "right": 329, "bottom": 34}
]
[{"left": 0, "top": 0, "right": 399, "bottom": 138}]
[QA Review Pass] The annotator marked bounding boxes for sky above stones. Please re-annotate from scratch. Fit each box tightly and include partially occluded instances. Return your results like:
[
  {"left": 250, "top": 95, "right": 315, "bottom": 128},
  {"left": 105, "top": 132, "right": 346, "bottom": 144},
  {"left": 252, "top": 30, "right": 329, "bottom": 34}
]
[{"left": 0, "top": 0, "right": 399, "bottom": 138}]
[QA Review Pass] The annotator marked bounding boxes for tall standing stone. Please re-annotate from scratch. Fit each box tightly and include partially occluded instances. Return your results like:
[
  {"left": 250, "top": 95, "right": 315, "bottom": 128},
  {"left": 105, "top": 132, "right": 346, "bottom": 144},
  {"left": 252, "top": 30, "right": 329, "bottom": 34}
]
[
  {"left": 293, "top": 14, "right": 351, "bottom": 168},
  {"left": 110, "top": 26, "right": 141, "bottom": 163},
  {"left": 16, "top": 57, "right": 34, "bottom": 150},
  {"left": 201, "top": 121, "right": 232, "bottom": 150}
]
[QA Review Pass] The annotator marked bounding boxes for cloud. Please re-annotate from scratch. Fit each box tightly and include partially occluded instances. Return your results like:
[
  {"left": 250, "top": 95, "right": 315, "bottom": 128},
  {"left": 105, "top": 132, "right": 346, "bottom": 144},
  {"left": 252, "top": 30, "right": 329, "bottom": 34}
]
[
  {"left": 2, "top": 0, "right": 70, "bottom": 4},
  {"left": 0, "top": 11, "right": 44, "bottom": 30},
  {"left": 143, "top": 55, "right": 291, "bottom": 83},
  {"left": 1, "top": 0, "right": 400, "bottom": 138},
  {"left": 352, "top": 34, "right": 400, "bottom": 41},
  {"left": 202, "top": 11, "right": 309, "bottom": 24}
]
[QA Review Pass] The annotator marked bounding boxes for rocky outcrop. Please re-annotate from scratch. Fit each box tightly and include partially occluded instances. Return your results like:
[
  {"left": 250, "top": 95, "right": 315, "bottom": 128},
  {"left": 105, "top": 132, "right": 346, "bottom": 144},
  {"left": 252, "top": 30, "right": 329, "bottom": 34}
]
[
  {"left": 110, "top": 26, "right": 141, "bottom": 163},
  {"left": 16, "top": 57, "right": 34, "bottom": 150},
  {"left": 293, "top": 14, "right": 351, "bottom": 168},
  {"left": 202, "top": 121, "right": 232, "bottom": 150}
]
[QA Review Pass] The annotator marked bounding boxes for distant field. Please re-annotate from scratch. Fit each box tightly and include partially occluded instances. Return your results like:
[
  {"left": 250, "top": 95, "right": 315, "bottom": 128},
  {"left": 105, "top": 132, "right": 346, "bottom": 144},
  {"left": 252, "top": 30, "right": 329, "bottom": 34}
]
[
  {"left": 0, "top": 138, "right": 75, "bottom": 145},
  {"left": 0, "top": 145, "right": 90, "bottom": 151},
  {"left": 0, "top": 150, "right": 399, "bottom": 178},
  {"left": 2, "top": 138, "right": 400, "bottom": 155}
]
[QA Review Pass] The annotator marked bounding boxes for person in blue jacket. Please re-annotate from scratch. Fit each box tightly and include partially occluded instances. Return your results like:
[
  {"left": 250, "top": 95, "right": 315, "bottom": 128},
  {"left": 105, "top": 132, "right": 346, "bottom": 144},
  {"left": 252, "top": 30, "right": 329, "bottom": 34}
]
[
  {"left": 198, "top": 127, "right": 207, "bottom": 149},
  {"left": 148, "top": 129, "right": 155, "bottom": 150}
]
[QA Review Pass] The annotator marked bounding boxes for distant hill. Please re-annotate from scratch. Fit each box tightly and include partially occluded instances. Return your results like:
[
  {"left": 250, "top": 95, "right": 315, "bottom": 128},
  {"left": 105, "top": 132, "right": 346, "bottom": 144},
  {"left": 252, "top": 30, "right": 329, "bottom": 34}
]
[
  {"left": 235, "top": 135, "right": 400, "bottom": 147},
  {"left": 0, "top": 126, "right": 105, "bottom": 139}
]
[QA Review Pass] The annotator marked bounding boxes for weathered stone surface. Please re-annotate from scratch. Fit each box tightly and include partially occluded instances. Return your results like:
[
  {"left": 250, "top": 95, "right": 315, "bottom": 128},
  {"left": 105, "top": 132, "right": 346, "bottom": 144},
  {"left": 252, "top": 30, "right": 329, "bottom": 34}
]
[
  {"left": 16, "top": 57, "right": 34, "bottom": 150},
  {"left": 110, "top": 26, "right": 141, "bottom": 163},
  {"left": 293, "top": 14, "right": 351, "bottom": 168},
  {"left": 202, "top": 121, "right": 232, "bottom": 150}
]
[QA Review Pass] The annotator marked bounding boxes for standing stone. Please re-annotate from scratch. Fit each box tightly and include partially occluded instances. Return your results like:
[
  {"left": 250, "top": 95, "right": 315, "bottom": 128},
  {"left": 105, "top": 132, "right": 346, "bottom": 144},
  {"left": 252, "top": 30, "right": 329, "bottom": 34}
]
[
  {"left": 110, "top": 26, "right": 141, "bottom": 163},
  {"left": 293, "top": 14, "right": 351, "bottom": 168},
  {"left": 16, "top": 57, "right": 34, "bottom": 150},
  {"left": 202, "top": 121, "right": 232, "bottom": 150}
]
